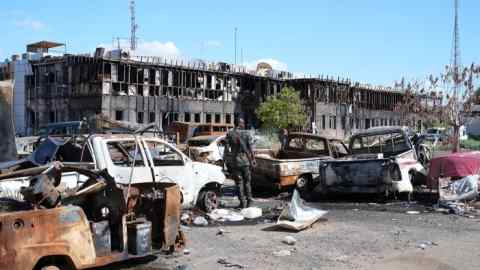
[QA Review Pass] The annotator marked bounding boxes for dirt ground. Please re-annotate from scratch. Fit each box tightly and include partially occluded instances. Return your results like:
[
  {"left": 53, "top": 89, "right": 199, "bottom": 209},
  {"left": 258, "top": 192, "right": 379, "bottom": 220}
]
[{"left": 100, "top": 184, "right": 480, "bottom": 270}]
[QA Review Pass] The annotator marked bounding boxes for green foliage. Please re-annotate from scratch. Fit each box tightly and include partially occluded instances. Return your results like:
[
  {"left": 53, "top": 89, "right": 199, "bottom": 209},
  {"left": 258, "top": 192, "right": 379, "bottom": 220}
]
[
  {"left": 461, "top": 138, "right": 480, "bottom": 150},
  {"left": 256, "top": 87, "right": 307, "bottom": 129}
]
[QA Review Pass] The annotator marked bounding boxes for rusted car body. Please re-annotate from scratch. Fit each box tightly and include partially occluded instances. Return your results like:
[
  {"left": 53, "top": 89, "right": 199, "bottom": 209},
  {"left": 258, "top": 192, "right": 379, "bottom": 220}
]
[
  {"left": 253, "top": 133, "right": 348, "bottom": 189},
  {"left": 309, "top": 127, "right": 426, "bottom": 196},
  {"left": 0, "top": 166, "right": 185, "bottom": 270}
]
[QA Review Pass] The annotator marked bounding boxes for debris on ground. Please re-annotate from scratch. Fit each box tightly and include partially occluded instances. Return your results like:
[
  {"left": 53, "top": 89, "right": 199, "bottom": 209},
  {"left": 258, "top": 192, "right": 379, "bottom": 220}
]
[
  {"left": 181, "top": 212, "right": 193, "bottom": 225},
  {"left": 282, "top": 236, "right": 297, "bottom": 246},
  {"left": 183, "top": 249, "right": 191, "bottom": 255},
  {"left": 437, "top": 175, "right": 479, "bottom": 216},
  {"left": 406, "top": 211, "right": 420, "bottom": 215},
  {"left": 416, "top": 240, "right": 438, "bottom": 250},
  {"left": 276, "top": 189, "right": 328, "bottom": 231},
  {"left": 193, "top": 216, "right": 209, "bottom": 226},
  {"left": 240, "top": 207, "right": 262, "bottom": 219},
  {"left": 217, "top": 258, "right": 245, "bottom": 268},
  {"left": 208, "top": 209, "right": 245, "bottom": 222},
  {"left": 273, "top": 249, "right": 292, "bottom": 257}
]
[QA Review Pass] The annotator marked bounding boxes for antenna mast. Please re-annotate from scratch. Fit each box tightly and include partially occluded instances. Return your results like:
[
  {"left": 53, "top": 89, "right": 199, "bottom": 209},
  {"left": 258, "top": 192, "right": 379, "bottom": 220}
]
[
  {"left": 450, "top": 0, "right": 461, "bottom": 98},
  {"left": 130, "top": 0, "right": 138, "bottom": 51}
]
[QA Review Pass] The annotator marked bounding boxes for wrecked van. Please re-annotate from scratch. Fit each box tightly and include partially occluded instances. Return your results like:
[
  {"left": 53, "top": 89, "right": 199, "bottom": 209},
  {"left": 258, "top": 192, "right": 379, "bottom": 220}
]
[
  {"left": 0, "top": 165, "right": 185, "bottom": 270},
  {"left": 307, "top": 127, "right": 426, "bottom": 197}
]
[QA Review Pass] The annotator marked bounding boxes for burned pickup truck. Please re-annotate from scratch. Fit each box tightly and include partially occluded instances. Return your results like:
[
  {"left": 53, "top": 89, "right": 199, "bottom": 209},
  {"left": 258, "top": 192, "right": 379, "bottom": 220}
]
[
  {"left": 0, "top": 164, "right": 185, "bottom": 270},
  {"left": 306, "top": 127, "right": 426, "bottom": 198},
  {"left": 253, "top": 133, "right": 348, "bottom": 190}
]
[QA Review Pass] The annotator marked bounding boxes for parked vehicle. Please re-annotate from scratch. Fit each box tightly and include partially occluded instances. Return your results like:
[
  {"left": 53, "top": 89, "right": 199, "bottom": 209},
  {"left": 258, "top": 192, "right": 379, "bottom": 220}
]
[
  {"left": 307, "top": 127, "right": 426, "bottom": 198},
  {"left": 253, "top": 132, "right": 348, "bottom": 190},
  {"left": 0, "top": 166, "right": 185, "bottom": 270},
  {"left": 0, "top": 133, "right": 226, "bottom": 212},
  {"left": 424, "top": 127, "right": 447, "bottom": 142},
  {"left": 186, "top": 135, "right": 226, "bottom": 165},
  {"left": 427, "top": 151, "right": 480, "bottom": 189}
]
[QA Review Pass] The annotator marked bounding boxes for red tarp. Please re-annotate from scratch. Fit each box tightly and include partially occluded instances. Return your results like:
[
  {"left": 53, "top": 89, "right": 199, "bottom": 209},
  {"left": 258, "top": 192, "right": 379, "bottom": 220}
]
[{"left": 428, "top": 151, "right": 480, "bottom": 188}]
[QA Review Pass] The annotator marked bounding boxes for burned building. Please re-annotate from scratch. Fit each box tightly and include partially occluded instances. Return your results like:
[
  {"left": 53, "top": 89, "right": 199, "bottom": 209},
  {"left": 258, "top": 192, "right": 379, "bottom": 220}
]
[{"left": 22, "top": 46, "right": 441, "bottom": 138}]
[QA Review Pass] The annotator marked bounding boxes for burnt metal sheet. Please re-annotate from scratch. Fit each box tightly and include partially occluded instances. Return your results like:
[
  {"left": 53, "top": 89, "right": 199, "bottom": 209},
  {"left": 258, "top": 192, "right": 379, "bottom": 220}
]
[{"left": 0, "top": 206, "right": 96, "bottom": 270}]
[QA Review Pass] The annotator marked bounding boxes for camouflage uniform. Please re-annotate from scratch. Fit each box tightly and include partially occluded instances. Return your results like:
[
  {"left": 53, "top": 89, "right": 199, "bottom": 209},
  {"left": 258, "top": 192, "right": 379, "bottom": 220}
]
[{"left": 224, "top": 128, "right": 254, "bottom": 208}]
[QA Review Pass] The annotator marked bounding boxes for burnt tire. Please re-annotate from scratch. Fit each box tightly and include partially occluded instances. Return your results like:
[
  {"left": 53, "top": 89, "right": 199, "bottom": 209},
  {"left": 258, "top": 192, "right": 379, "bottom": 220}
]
[{"left": 197, "top": 189, "right": 220, "bottom": 213}]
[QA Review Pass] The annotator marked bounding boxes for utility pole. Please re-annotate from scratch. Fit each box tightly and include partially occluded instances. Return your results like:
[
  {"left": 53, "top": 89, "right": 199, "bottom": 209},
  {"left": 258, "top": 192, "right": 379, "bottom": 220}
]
[{"left": 130, "top": 0, "right": 139, "bottom": 51}]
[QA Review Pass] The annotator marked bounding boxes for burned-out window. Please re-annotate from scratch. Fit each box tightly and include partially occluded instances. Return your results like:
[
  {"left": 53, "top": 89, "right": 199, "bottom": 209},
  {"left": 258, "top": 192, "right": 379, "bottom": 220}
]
[
  {"left": 215, "top": 113, "right": 221, "bottom": 123},
  {"left": 184, "top": 113, "right": 191, "bottom": 122},
  {"left": 107, "top": 140, "right": 145, "bottom": 167},
  {"left": 115, "top": 110, "right": 124, "bottom": 121},
  {"left": 205, "top": 113, "right": 212, "bottom": 123},
  {"left": 149, "top": 112, "right": 155, "bottom": 123},
  {"left": 225, "top": 114, "right": 232, "bottom": 124},
  {"left": 194, "top": 113, "right": 201, "bottom": 123},
  {"left": 137, "top": 112, "right": 144, "bottom": 124},
  {"left": 350, "top": 132, "right": 409, "bottom": 156},
  {"left": 145, "top": 141, "right": 183, "bottom": 166}
]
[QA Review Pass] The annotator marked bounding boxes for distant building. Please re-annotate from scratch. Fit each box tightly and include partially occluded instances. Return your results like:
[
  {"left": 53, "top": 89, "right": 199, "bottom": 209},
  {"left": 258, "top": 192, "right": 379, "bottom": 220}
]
[
  {"left": 1, "top": 43, "right": 441, "bottom": 137},
  {"left": 0, "top": 41, "right": 65, "bottom": 135}
]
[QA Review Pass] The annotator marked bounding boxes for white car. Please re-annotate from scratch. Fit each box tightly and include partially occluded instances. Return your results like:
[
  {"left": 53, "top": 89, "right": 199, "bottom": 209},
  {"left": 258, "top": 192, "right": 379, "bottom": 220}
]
[
  {"left": 0, "top": 134, "right": 226, "bottom": 212},
  {"left": 186, "top": 135, "right": 226, "bottom": 165}
]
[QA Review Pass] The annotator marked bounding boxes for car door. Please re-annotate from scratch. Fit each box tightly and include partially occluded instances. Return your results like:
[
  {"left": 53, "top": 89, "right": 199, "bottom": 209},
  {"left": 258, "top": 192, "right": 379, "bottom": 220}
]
[
  {"left": 104, "top": 138, "right": 153, "bottom": 185},
  {"left": 142, "top": 138, "right": 196, "bottom": 206}
]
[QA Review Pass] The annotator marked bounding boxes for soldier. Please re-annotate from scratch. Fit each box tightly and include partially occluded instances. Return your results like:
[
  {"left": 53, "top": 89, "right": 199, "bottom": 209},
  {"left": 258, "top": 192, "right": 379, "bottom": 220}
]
[{"left": 224, "top": 118, "right": 255, "bottom": 208}]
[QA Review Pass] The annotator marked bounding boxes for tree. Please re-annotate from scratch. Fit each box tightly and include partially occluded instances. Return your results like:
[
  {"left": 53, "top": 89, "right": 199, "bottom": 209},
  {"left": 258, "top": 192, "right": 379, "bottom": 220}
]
[
  {"left": 256, "top": 86, "right": 307, "bottom": 129},
  {"left": 395, "top": 63, "right": 480, "bottom": 152}
]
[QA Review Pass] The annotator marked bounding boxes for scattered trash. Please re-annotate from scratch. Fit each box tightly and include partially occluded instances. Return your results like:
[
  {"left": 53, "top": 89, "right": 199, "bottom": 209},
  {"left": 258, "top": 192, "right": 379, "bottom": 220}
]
[
  {"left": 416, "top": 240, "right": 438, "bottom": 250},
  {"left": 276, "top": 190, "right": 328, "bottom": 231},
  {"left": 183, "top": 249, "right": 191, "bottom": 255},
  {"left": 181, "top": 212, "right": 193, "bottom": 225},
  {"left": 273, "top": 250, "right": 292, "bottom": 257},
  {"left": 208, "top": 209, "right": 244, "bottom": 222},
  {"left": 240, "top": 207, "right": 262, "bottom": 219},
  {"left": 193, "top": 216, "right": 209, "bottom": 226},
  {"left": 406, "top": 211, "right": 420, "bottom": 215},
  {"left": 282, "top": 236, "right": 297, "bottom": 246},
  {"left": 217, "top": 258, "right": 245, "bottom": 268},
  {"left": 217, "top": 228, "right": 225, "bottom": 235},
  {"left": 439, "top": 175, "right": 479, "bottom": 202}
]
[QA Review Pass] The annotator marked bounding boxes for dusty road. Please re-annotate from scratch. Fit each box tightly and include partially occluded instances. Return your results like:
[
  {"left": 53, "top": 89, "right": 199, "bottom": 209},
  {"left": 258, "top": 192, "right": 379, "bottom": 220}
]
[{"left": 100, "top": 188, "right": 480, "bottom": 270}]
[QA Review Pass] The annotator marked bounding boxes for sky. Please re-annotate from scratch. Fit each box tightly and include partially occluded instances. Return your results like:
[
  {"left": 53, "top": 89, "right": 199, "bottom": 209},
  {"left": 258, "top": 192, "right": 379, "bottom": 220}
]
[{"left": 1, "top": 0, "right": 479, "bottom": 86}]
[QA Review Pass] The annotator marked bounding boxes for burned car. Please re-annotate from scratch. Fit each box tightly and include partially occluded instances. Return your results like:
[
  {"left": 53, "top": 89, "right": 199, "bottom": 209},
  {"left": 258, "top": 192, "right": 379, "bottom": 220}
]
[
  {"left": 0, "top": 164, "right": 185, "bottom": 270},
  {"left": 306, "top": 127, "right": 426, "bottom": 198},
  {"left": 253, "top": 133, "right": 348, "bottom": 190}
]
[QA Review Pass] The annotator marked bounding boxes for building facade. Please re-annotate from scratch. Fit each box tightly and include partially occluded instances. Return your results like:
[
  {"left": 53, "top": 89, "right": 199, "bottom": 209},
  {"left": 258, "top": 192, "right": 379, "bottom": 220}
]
[{"left": 22, "top": 47, "right": 441, "bottom": 138}]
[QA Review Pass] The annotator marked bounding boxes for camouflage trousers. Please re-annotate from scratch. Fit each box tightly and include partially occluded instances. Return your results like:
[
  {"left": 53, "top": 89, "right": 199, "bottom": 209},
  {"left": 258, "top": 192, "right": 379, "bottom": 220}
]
[{"left": 230, "top": 166, "right": 253, "bottom": 207}]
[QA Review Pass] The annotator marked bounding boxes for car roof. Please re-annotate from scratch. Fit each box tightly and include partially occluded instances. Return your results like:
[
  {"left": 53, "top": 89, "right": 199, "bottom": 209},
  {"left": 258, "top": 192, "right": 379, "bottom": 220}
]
[{"left": 354, "top": 126, "right": 408, "bottom": 137}]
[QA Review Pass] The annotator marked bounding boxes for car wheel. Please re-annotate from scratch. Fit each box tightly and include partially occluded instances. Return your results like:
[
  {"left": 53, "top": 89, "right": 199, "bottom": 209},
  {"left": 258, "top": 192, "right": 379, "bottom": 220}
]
[{"left": 197, "top": 189, "right": 220, "bottom": 213}]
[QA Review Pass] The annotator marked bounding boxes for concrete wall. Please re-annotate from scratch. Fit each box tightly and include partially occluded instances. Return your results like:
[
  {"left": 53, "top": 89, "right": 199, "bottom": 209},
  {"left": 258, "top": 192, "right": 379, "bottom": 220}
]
[
  {"left": 12, "top": 59, "right": 32, "bottom": 136},
  {"left": 0, "top": 80, "right": 17, "bottom": 161}
]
